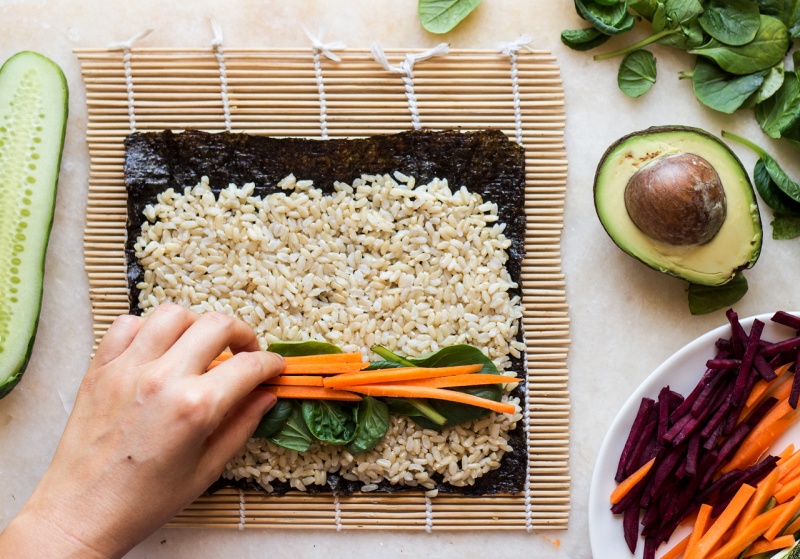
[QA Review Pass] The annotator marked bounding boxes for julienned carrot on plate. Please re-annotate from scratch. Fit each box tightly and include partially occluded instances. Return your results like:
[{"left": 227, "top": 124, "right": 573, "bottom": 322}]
[{"left": 610, "top": 310, "right": 800, "bottom": 559}]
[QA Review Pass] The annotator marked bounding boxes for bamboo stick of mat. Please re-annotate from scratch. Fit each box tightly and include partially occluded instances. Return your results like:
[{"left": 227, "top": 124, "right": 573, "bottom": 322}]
[{"left": 76, "top": 46, "right": 570, "bottom": 532}]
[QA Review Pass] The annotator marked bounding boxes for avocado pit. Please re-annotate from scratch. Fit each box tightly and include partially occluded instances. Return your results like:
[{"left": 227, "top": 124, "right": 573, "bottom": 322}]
[{"left": 624, "top": 152, "right": 727, "bottom": 246}]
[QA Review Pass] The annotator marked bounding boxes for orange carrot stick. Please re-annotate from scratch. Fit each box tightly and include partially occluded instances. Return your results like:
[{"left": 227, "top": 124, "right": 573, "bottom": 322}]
[
  {"left": 687, "top": 484, "right": 756, "bottom": 559},
  {"left": 778, "top": 445, "right": 799, "bottom": 468},
  {"left": 687, "top": 504, "right": 714, "bottom": 558},
  {"left": 661, "top": 534, "right": 691, "bottom": 559},
  {"left": 388, "top": 374, "right": 520, "bottom": 389},
  {"left": 781, "top": 511, "right": 800, "bottom": 536},
  {"left": 745, "top": 364, "right": 793, "bottom": 409},
  {"left": 323, "top": 364, "right": 484, "bottom": 388},
  {"left": 343, "top": 384, "right": 516, "bottom": 415},
  {"left": 765, "top": 491, "right": 800, "bottom": 540},
  {"left": 257, "top": 386, "right": 362, "bottom": 401},
  {"left": 263, "top": 376, "right": 324, "bottom": 387},
  {"left": 283, "top": 353, "right": 364, "bottom": 365},
  {"left": 743, "top": 535, "right": 795, "bottom": 558},
  {"left": 781, "top": 461, "right": 800, "bottom": 487},
  {"left": 722, "top": 406, "right": 799, "bottom": 475},
  {"left": 610, "top": 457, "right": 655, "bottom": 505},
  {"left": 708, "top": 504, "right": 790, "bottom": 559},
  {"left": 775, "top": 474, "right": 800, "bottom": 504},
  {"left": 736, "top": 469, "right": 781, "bottom": 535},
  {"left": 284, "top": 363, "right": 370, "bottom": 375}
]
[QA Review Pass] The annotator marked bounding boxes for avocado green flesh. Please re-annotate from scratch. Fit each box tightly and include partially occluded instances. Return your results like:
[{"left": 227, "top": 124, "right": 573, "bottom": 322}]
[
  {"left": 0, "top": 52, "right": 67, "bottom": 398},
  {"left": 594, "top": 127, "right": 762, "bottom": 286}
]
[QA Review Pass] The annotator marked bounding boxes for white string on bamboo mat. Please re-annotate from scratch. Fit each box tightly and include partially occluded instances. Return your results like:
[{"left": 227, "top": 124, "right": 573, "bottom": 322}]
[
  {"left": 237, "top": 488, "right": 246, "bottom": 530},
  {"left": 370, "top": 43, "right": 449, "bottom": 130},
  {"left": 107, "top": 29, "right": 152, "bottom": 133},
  {"left": 424, "top": 495, "right": 433, "bottom": 533},
  {"left": 210, "top": 17, "right": 232, "bottom": 131},
  {"left": 333, "top": 492, "right": 343, "bottom": 532},
  {"left": 498, "top": 35, "right": 533, "bottom": 147},
  {"left": 304, "top": 29, "right": 346, "bottom": 140}
]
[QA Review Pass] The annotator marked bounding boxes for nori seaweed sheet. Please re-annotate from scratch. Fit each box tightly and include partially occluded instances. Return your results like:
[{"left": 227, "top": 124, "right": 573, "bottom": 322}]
[{"left": 124, "top": 129, "right": 527, "bottom": 495}]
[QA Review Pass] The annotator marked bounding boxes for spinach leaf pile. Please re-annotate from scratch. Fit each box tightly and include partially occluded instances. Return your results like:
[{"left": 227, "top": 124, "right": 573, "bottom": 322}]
[
  {"left": 253, "top": 341, "right": 509, "bottom": 454},
  {"left": 564, "top": 1, "right": 800, "bottom": 241}
]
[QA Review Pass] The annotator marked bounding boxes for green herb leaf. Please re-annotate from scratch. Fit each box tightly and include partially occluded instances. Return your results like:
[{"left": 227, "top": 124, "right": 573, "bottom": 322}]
[
  {"left": 688, "top": 273, "right": 749, "bottom": 315},
  {"left": 753, "top": 158, "right": 800, "bottom": 213},
  {"left": 267, "top": 340, "right": 343, "bottom": 357},
  {"left": 418, "top": 0, "right": 481, "bottom": 34},
  {"left": 253, "top": 399, "right": 294, "bottom": 439},
  {"left": 755, "top": 72, "right": 800, "bottom": 138},
  {"left": 723, "top": 130, "right": 800, "bottom": 204},
  {"left": 691, "top": 59, "right": 765, "bottom": 113},
  {"left": 561, "top": 27, "right": 612, "bottom": 51},
  {"left": 698, "top": 0, "right": 761, "bottom": 46},
  {"left": 268, "top": 403, "right": 315, "bottom": 451},
  {"left": 302, "top": 400, "right": 357, "bottom": 445},
  {"left": 689, "top": 15, "right": 790, "bottom": 75},
  {"left": 772, "top": 213, "right": 800, "bottom": 238},
  {"left": 664, "top": 0, "right": 704, "bottom": 24},
  {"left": 345, "top": 396, "right": 390, "bottom": 454},
  {"left": 576, "top": 0, "right": 636, "bottom": 35},
  {"left": 618, "top": 49, "right": 658, "bottom": 97}
]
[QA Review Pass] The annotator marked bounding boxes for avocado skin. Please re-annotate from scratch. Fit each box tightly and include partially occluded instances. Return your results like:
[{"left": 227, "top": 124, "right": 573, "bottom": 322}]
[{"left": 593, "top": 125, "right": 763, "bottom": 286}]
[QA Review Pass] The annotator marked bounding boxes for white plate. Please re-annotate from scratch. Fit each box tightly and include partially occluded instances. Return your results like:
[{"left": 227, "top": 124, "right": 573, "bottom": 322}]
[{"left": 588, "top": 312, "right": 800, "bottom": 559}]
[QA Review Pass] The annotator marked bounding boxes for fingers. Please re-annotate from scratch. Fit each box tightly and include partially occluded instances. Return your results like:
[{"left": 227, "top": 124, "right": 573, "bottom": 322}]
[
  {"left": 201, "top": 351, "right": 284, "bottom": 413},
  {"left": 91, "top": 315, "right": 146, "bottom": 370},
  {"left": 125, "top": 304, "right": 199, "bottom": 363},
  {"left": 202, "top": 391, "right": 276, "bottom": 476},
  {"left": 164, "top": 312, "right": 262, "bottom": 375}
]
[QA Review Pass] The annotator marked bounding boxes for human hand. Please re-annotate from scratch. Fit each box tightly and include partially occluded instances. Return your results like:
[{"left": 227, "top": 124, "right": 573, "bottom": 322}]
[{"left": 0, "top": 304, "right": 283, "bottom": 558}]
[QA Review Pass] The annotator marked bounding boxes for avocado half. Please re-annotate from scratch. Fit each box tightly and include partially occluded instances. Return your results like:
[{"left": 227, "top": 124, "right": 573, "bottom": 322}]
[{"left": 594, "top": 126, "right": 762, "bottom": 286}]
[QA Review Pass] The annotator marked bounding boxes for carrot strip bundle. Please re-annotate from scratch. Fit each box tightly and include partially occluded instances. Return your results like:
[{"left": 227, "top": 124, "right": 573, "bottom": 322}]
[
  {"left": 775, "top": 474, "right": 800, "bottom": 504},
  {"left": 343, "top": 384, "right": 516, "bottom": 415},
  {"left": 206, "top": 351, "right": 364, "bottom": 372},
  {"left": 323, "top": 364, "right": 484, "bottom": 388},
  {"left": 778, "top": 445, "right": 799, "bottom": 470},
  {"left": 257, "top": 386, "right": 362, "bottom": 401},
  {"left": 687, "top": 484, "right": 756, "bottom": 559},
  {"left": 263, "top": 376, "right": 324, "bottom": 387},
  {"left": 742, "top": 535, "right": 795, "bottom": 558},
  {"left": 387, "top": 374, "right": 520, "bottom": 389},
  {"left": 722, "top": 404, "right": 799, "bottom": 475},
  {"left": 610, "top": 457, "right": 655, "bottom": 505},
  {"left": 707, "top": 503, "right": 789, "bottom": 559},
  {"left": 745, "top": 364, "right": 793, "bottom": 409}
]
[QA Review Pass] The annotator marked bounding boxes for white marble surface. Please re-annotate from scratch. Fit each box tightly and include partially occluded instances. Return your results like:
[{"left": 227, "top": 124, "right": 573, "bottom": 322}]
[{"left": 2, "top": 1, "right": 800, "bottom": 557}]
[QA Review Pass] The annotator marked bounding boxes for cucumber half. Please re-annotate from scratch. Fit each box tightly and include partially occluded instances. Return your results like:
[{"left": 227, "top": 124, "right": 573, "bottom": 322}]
[{"left": 0, "top": 52, "right": 68, "bottom": 399}]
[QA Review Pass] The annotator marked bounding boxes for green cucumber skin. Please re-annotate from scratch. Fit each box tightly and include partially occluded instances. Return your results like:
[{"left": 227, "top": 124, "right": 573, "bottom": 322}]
[{"left": 0, "top": 51, "right": 68, "bottom": 399}]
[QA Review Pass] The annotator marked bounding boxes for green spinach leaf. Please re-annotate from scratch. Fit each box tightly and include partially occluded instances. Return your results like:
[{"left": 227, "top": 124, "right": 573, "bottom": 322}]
[
  {"left": 753, "top": 158, "right": 800, "bottom": 214},
  {"left": 723, "top": 130, "right": 800, "bottom": 204},
  {"left": 754, "top": 64, "right": 786, "bottom": 104},
  {"left": 576, "top": 0, "right": 636, "bottom": 35},
  {"left": 772, "top": 213, "right": 800, "bottom": 238},
  {"left": 267, "top": 340, "right": 343, "bottom": 357},
  {"left": 757, "top": 0, "right": 800, "bottom": 38},
  {"left": 688, "top": 273, "right": 749, "bottom": 315},
  {"left": 618, "top": 49, "right": 658, "bottom": 97},
  {"left": 418, "top": 0, "right": 481, "bottom": 34},
  {"left": 253, "top": 399, "right": 293, "bottom": 439},
  {"left": 269, "top": 403, "right": 315, "bottom": 451},
  {"left": 691, "top": 59, "right": 765, "bottom": 113},
  {"left": 698, "top": 0, "right": 761, "bottom": 46},
  {"left": 689, "top": 15, "right": 790, "bottom": 75},
  {"left": 346, "top": 396, "right": 390, "bottom": 454},
  {"left": 561, "top": 27, "right": 612, "bottom": 51},
  {"left": 755, "top": 72, "right": 800, "bottom": 138},
  {"left": 629, "top": 0, "right": 659, "bottom": 19},
  {"left": 384, "top": 397, "right": 447, "bottom": 429},
  {"left": 302, "top": 400, "right": 357, "bottom": 445}
]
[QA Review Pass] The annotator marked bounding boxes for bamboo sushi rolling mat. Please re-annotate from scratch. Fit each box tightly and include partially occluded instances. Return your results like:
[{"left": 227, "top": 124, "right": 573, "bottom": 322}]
[{"left": 75, "top": 44, "right": 570, "bottom": 531}]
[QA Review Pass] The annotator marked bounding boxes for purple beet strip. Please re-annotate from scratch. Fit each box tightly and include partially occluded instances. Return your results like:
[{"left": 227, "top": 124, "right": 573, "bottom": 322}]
[
  {"left": 790, "top": 347, "right": 800, "bottom": 409},
  {"left": 772, "top": 310, "right": 800, "bottom": 331},
  {"left": 762, "top": 336, "right": 800, "bottom": 358},
  {"left": 625, "top": 419, "right": 658, "bottom": 477},
  {"left": 732, "top": 320, "right": 764, "bottom": 406},
  {"left": 706, "top": 358, "right": 742, "bottom": 370},
  {"left": 623, "top": 503, "right": 639, "bottom": 554},
  {"left": 617, "top": 397, "right": 655, "bottom": 482}
]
